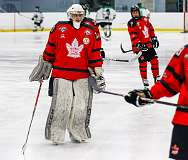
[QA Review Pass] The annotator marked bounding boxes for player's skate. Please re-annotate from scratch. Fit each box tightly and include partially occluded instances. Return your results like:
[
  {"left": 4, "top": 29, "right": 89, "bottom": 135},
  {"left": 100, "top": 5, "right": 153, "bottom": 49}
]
[
  {"left": 33, "top": 27, "right": 37, "bottom": 32},
  {"left": 40, "top": 27, "right": 44, "bottom": 31}
]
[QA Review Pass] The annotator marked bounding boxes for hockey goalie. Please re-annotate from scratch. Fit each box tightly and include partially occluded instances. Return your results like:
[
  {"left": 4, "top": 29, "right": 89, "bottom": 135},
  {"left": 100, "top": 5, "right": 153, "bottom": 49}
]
[{"left": 30, "top": 4, "right": 105, "bottom": 144}]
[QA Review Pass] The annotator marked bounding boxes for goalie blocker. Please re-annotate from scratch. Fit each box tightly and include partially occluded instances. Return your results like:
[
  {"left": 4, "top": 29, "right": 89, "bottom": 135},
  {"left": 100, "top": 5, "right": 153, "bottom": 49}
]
[{"left": 29, "top": 55, "right": 52, "bottom": 82}]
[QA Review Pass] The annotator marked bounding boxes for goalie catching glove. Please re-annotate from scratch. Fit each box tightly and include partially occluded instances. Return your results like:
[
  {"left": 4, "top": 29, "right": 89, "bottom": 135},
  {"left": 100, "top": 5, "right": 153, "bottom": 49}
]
[
  {"left": 88, "top": 67, "right": 106, "bottom": 93},
  {"left": 124, "top": 89, "right": 153, "bottom": 107},
  {"left": 29, "top": 55, "right": 52, "bottom": 82}
]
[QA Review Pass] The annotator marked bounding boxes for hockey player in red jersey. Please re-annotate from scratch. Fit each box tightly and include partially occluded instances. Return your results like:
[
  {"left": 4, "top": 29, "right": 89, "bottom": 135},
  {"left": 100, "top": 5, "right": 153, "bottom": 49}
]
[
  {"left": 127, "top": 5, "right": 160, "bottom": 87},
  {"left": 41, "top": 4, "right": 105, "bottom": 144},
  {"left": 124, "top": 45, "right": 188, "bottom": 159},
  {"left": 48, "top": 4, "right": 105, "bottom": 97}
]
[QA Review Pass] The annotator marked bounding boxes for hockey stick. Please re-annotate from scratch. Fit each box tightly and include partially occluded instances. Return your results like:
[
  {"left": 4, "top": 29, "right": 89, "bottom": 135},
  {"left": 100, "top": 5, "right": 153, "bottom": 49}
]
[
  {"left": 104, "top": 52, "right": 142, "bottom": 63},
  {"left": 17, "top": 11, "right": 32, "bottom": 20},
  {"left": 99, "top": 90, "right": 125, "bottom": 97},
  {"left": 101, "top": 90, "right": 188, "bottom": 109},
  {"left": 120, "top": 43, "right": 149, "bottom": 54},
  {"left": 120, "top": 43, "right": 132, "bottom": 53},
  {"left": 104, "top": 57, "right": 129, "bottom": 62},
  {"left": 88, "top": 77, "right": 188, "bottom": 109},
  {"left": 140, "top": 97, "right": 188, "bottom": 109},
  {"left": 22, "top": 80, "right": 43, "bottom": 157}
]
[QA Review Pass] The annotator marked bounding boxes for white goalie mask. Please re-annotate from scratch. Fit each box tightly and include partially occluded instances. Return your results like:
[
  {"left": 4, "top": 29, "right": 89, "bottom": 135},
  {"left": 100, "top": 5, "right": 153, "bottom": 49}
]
[{"left": 67, "top": 4, "right": 85, "bottom": 29}]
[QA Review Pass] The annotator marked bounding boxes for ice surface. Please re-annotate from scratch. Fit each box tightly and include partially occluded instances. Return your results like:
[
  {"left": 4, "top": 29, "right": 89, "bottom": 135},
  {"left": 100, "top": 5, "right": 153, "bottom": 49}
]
[{"left": 0, "top": 31, "right": 187, "bottom": 160}]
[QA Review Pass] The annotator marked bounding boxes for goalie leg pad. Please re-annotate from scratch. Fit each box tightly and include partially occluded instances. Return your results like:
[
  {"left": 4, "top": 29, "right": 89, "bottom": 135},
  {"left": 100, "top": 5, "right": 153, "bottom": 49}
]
[
  {"left": 29, "top": 55, "right": 52, "bottom": 82},
  {"left": 67, "top": 78, "right": 93, "bottom": 142},
  {"left": 45, "top": 78, "right": 74, "bottom": 143}
]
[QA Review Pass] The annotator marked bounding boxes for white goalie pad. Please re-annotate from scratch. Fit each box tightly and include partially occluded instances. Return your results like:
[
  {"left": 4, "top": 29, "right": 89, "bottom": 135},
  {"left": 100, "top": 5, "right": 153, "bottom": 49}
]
[
  {"left": 29, "top": 55, "right": 52, "bottom": 82},
  {"left": 45, "top": 78, "right": 93, "bottom": 143}
]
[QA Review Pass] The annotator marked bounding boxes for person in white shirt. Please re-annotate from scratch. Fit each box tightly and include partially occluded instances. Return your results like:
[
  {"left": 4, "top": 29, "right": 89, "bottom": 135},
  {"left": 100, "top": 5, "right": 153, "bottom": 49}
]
[
  {"left": 31, "top": 6, "right": 44, "bottom": 32},
  {"left": 95, "top": 6, "right": 116, "bottom": 39}
]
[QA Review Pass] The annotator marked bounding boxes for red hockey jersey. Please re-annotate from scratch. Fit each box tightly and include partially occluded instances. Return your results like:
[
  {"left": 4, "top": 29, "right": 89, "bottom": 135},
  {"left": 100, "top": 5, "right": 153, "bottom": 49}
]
[
  {"left": 127, "top": 17, "right": 156, "bottom": 53},
  {"left": 82, "top": 17, "right": 103, "bottom": 55},
  {"left": 43, "top": 21, "right": 103, "bottom": 80},
  {"left": 150, "top": 46, "right": 188, "bottom": 126}
]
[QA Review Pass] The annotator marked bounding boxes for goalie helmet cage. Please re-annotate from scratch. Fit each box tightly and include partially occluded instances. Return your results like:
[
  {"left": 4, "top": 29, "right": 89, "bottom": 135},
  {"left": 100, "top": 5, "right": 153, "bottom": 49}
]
[{"left": 183, "top": 0, "right": 188, "bottom": 32}]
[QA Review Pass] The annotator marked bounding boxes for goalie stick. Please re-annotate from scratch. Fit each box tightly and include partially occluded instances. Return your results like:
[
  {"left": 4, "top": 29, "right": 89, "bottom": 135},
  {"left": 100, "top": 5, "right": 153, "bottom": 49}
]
[
  {"left": 88, "top": 77, "right": 188, "bottom": 109},
  {"left": 22, "top": 80, "right": 43, "bottom": 157}
]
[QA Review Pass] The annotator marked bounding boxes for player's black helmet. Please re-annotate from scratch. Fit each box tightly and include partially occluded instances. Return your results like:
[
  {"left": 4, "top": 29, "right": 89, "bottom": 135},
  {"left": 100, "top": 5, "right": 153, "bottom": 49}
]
[
  {"left": 130, "top": 5, "right": 140, "bottom": 18},
  {"left": 35, "top": 6, "right": 40, "bottom": 12},
  {"left": 131, "top": 5, "right": 140, "bottom": 13},
  {"left": 137, "top": 3, "right": 143, "bottom": 8}
]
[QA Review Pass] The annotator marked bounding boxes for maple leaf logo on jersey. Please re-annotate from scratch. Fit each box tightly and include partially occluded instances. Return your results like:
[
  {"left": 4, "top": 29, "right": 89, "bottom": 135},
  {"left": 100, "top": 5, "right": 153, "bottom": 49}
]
[
  {"left": 142, "top": 26, "right": 149, "bottom": 38},
  {"left": 66, "top": 38, "right": 84, "bottom": 58}
]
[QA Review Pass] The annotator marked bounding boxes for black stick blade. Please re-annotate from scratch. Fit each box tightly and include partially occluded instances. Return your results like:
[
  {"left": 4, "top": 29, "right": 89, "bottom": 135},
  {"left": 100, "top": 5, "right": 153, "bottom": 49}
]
[{"left": 120, "top": 43, "right": 132, "bottom": 53}]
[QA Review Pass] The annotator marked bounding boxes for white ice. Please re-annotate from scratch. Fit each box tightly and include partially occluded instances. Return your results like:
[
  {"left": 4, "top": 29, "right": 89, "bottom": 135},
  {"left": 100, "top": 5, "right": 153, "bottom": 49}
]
[{"left": 0, "top": 31, "right": 187, "bottom": 160}]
